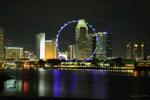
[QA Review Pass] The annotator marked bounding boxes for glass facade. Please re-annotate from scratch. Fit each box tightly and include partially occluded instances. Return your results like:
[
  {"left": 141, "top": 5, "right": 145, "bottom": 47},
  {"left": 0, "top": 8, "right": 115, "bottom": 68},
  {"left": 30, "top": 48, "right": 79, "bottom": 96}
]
[
  {"left": 96, "top": 32, "right": 107, "bottom": 59},
  {"left": 68, "top": 44, "right": 75, "bottom": 60},
  {"left": 126, "top": 42, "right": 132, "bottom": 59},
  {"left": 88, "top": 33, "right": 95, "bottom": 57},
  {"left": 36, "top": 33, "right": 45, "bottom": 60},
  {"left": 75, "top": 19, "right": 88, "bottom": 60}
]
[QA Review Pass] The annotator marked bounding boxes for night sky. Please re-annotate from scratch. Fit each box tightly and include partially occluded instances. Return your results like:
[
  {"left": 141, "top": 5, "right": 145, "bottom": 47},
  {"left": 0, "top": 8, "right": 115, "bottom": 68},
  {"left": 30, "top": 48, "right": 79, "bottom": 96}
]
[{"left": 0, "top": 0, "right": 150, "bottom": 57}]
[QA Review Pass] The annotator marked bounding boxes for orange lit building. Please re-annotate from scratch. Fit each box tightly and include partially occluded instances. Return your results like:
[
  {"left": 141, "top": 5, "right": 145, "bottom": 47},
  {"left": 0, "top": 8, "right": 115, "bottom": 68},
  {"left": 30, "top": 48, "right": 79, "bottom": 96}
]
[{"left": 45, "top": 39, "right": 56, "bottom": 60}]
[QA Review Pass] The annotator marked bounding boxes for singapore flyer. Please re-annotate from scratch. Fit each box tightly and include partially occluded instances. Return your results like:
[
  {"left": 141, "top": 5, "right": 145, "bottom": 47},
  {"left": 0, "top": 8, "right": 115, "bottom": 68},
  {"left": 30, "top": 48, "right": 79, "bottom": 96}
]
[{"left": 56, "top": 20, "right": 98, "bottom": 62}]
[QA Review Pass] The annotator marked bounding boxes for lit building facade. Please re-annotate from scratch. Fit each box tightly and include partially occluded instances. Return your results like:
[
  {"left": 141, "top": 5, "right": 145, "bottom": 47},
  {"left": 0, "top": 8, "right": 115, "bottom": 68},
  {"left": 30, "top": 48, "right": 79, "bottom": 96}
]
[
  {"left": 141, "top": 43, "right": 144, "bottom": 59},
  {"left": 75, "top": 19, "right": 88, "bottom": 60},
  {"left": 96, "top": 32, "right": 107, "bottom": 59},
  {"left": 5, "top": 47, "right": 23, "bottom": 60},
  {"left": 68, "top": 44, "right": 75, "bottom": 60},
  {"left": 133, "top": 43, "right": 138, "bottom": 61},
  {"left": 87, "top": 32, "right": 112, "bottom": 59},
  {"left": 45, "top": 39, "right": 57, "bottom": 60},
  {"left": 126, "top": 42, "right": 147, "bottom": 60},
  {"left": 24, "top": 51, "right": 29, "bottom": 59},
  {"left": 141, "top": 42, "right": 147, "bottom": 59},
  {"left": 24, "top": 51, "right": 35, "bottom": 60},
  {"left": 0, "top": 27, "right": 4, "bottom": 60},
  {"left": 126, "top": 42, "right": 132, "bottom": 59},
  {"left": 35, "top": 33, "right": 45, "bottom": 60},
  {"left": 88, "top": 33, "right": 95, "bottom": 57}
]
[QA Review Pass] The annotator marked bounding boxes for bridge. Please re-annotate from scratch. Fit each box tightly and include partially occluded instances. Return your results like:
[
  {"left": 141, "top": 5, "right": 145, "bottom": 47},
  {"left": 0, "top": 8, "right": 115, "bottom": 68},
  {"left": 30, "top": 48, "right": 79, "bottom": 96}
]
[{"left": 0, "top": 60, "right": 38, "bottom": 69}]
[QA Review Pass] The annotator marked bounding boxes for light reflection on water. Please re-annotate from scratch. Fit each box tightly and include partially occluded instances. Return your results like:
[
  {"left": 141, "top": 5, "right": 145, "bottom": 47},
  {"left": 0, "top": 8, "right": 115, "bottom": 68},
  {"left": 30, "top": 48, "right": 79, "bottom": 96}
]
[{"left": 0, "top": 68, "right": 150, "bottom": 99}]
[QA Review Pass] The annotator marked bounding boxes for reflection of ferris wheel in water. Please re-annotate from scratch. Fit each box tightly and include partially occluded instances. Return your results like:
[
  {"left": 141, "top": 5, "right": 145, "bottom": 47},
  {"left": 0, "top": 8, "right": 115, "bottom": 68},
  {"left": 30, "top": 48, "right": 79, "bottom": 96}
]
[{"left": 56, "top": 20, "right": 98, "bottom": 62}]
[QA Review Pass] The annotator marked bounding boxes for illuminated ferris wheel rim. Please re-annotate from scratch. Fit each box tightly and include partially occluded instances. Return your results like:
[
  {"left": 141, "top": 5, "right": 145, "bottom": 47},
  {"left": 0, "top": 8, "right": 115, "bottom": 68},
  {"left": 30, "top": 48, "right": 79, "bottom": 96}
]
[{"left": 56, "top": 20, "right": 98, "bottom": 62}]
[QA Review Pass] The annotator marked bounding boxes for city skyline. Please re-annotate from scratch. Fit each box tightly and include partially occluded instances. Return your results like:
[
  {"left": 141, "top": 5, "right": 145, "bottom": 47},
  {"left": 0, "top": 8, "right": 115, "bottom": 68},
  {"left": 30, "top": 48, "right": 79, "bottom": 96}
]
[
  {"left": 0, "top": 0, "right": 150, "bottom": 57},
  {"left": 0, "top": 1, "right": 150, "bottom": 100}
]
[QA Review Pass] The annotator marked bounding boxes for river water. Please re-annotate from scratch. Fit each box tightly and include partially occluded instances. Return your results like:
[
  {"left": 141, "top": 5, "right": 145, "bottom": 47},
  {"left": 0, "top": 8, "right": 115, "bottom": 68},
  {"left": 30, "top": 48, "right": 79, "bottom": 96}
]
[{"left": 0, "top": 68, "right": 150, "bottom": 99}]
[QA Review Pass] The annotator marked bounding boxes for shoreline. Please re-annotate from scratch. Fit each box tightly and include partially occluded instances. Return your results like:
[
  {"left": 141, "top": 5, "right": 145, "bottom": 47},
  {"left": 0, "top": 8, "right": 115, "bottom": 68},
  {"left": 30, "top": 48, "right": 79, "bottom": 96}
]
[{"left": 0, "top": 74, "right": 13, "bottom": 91}]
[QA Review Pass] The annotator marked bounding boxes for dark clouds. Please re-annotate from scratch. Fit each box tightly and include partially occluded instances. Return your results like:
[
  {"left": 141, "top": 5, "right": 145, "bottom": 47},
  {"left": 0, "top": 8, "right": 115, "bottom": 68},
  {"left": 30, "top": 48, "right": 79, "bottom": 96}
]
[{"left": 0, "top": 0, "right": 150, "bottom": 56}]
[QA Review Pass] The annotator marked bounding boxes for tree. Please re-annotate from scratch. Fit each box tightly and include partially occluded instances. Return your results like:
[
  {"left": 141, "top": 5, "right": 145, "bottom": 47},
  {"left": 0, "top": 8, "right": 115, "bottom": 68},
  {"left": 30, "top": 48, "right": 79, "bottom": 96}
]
[{"left": 38, "top": 59, "right": 45, "bottom": 67}]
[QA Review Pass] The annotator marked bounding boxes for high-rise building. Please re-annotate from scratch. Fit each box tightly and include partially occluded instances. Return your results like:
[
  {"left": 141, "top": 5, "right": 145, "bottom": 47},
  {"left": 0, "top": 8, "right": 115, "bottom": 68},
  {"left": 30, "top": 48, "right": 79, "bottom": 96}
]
[
  {"left": 88, "top": 33, "right": 95, "bottom": 57},
  {"left": 126, "top": 42, "right": 148, "bottom": 60},
  {"left": 75, "top": 19, "right": 88, "bottom": 60},
  {"left": 87, "top": 32, "right": 112, "bottom": 59},
  {"left": 96, "top": 32, "right": 107, "bottom": 59},
  {"left": 68, "top": 44, "right": 75, "bottom": 60},
  {"left": 0, "top": 27, "right": 4, "bottom": 60},
  {"left": 141, "top": 42, "right": 146, "bottom": 59},
  {"left": 126, "top": 42, "right": 132, "bottom": 59},
  {"left": 45, "top": 39, "right": 57, "bottom": 60},
  {"left": 133, "top": 43, "right": 138, "bottom": 61},
  {"left": 35, "top": 33, "right": 45, "bottom": 60},
  {"left": 24, "top": 51, "right": 35, "bottom": 60},
  {"left": 24, "top": 50, "right": 29, "bottom": 59},
  {"left": 106, "top": 33, "right": 112, "bottom": 57},
  {"left": 5, "top": 47, "right": 23, "bottom": 60}
]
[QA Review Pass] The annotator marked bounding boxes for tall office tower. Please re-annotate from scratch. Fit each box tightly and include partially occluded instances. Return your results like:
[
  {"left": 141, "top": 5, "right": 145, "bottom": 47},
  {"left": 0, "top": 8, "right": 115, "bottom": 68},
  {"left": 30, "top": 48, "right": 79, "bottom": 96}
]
[
  {"left": 0, "top": 27, "right": 4, "bottom": 60},
  {"left": 68, "top": 44, "right": 75, "bottom": 60},
  {"left": 45, "top": 39, "right": 57, "bottom": 60},
  {"left": 96, "top": 32, "right": 107, "bottom": 59},
  {"left": 88, "top": 33, "right": 96, "bottom": 57},
  {"left": 106, "top": 33, "right": 112, "bottom": 57},
  {"left": 141, "top": 42, "right": 145, "bottom": 59},
  {"left": 88, "top": 33, "right": 93, "bottom": 57},
  {"left": 133, "top": 43, "right": 138, "bottom": 61},
  {"left": 5, "top": 47, "right": 23, "bottom": 60},
  {"left": 75, "top": 19, "right": 88, "bottom": 60},
  {"left": 126, "top": 42, "right": 132, "bottom": 59},
  {"left": 36, "top": 33, "right": 45, "bottom": 60}
]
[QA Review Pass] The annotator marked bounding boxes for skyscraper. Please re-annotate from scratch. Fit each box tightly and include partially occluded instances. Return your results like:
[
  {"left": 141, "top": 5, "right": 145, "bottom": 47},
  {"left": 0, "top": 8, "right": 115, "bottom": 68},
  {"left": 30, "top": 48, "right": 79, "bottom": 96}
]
[
  {"left": 0, "top": 27, "right": 4, "bottom": 60},
  {"left": 36, "top": 33, "right": 45, "bottom": 60},
  {"left": 87, "top": 32, "right": 112, "bottom": 59},
  {"left": 24, "top": 50, "right": 29, "bottom": 59},
  {"left": 133, "top": 43, "right": 138, "bottom": 61},
  {"left": 75, "top": 19, "right": 88, "bottom": 60},
  {"left": 96, "top": 32, "right": 107, "bottom": 59},
  {"left": 5, "top": 47, "right": 23, "bottom": 60},
  {"left": 45, "top": 39, "right": 57, "bottom": 60},
  {"left": 68, "top": 44, "right": 75, "bottom": 60},
  {"left": 88, "top": 33, "right": 95, "bottom": 57},
  {"left": 141, "top": 42, "right": 146, "bottom": 59},
  {"left": 126, "top": 42, "right": 132, "bottom": 59}
]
